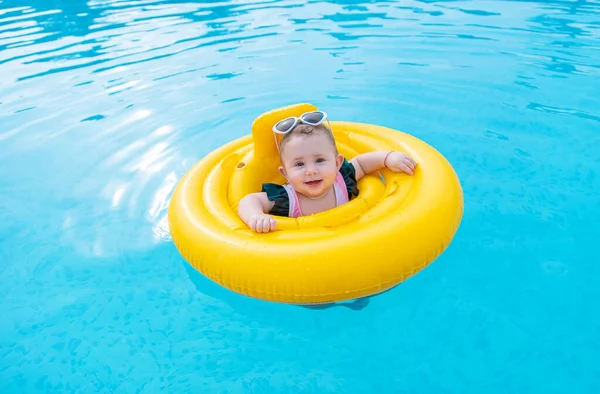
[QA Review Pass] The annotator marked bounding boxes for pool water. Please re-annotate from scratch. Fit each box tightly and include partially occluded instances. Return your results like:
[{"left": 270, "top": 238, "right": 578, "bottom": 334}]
[{"left": 1, "top": 0, "right": 599, "bottom": 392}]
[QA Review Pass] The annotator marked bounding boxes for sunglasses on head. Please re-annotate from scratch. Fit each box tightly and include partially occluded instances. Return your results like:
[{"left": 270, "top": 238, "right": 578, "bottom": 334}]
[{"left": 272, "top": 111, "right": 329, "bottom": 152}]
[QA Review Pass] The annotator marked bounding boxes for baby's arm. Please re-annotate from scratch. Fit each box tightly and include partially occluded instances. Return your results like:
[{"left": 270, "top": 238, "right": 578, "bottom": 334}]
[
  {"left": 350, "top": 151, "right": 417, "bottom": 181},
  {"left": 237, "top": 192, "right": 277, "bottom": 233}
]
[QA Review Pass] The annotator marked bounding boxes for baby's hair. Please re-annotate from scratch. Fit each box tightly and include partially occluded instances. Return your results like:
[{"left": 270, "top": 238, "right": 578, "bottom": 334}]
[{"left": 279, "top": 123, "right": 338, "bottom": 154}]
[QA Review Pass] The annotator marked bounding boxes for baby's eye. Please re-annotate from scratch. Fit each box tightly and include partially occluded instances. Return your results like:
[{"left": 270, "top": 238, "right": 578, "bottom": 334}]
[
  {"left": 316, "top": 158, "right": 325, "bottom": 163},
  {"left": 295, "top": 161, "right": 304, "bottom": 167}
]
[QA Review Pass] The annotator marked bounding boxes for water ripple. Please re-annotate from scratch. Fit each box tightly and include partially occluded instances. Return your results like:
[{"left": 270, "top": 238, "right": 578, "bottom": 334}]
[{"left": 1, "top": 0, "right": 600, "bottom": 392}]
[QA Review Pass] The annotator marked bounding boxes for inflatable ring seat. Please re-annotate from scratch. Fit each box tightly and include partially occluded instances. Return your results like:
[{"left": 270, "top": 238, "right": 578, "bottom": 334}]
[{"left": 168, "top": 103, "right": 463, "bottom": 304}]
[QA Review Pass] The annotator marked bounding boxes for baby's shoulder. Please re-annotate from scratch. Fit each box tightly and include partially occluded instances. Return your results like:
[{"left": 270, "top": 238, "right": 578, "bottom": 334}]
[
  {"left": 261, "top": 183, "right": 288, "bottom": 201},
  {"left": 261, "top": 183, "right": 290, "bottom": 216},
  {"left": 340, "top": 158, "right": 356, "bottom": 175},
  {"left": 339, "top": 159, "right": 359, "bottom": 199}
]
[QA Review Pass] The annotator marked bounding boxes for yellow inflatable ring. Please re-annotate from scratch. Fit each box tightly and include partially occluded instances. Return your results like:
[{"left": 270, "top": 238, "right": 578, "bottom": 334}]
[{"left": 168, "top": 103, "right": 463, "bottom": 304}]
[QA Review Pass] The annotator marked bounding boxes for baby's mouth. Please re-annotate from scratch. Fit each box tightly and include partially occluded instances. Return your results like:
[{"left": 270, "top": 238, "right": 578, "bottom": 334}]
[{"left": 305, "top": 179, "right": 323, "bottom": 187}]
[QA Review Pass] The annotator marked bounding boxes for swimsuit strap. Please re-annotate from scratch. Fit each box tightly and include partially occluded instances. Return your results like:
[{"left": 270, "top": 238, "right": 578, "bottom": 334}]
[
  {"left": 333, "top": 171, "right": 349, "bottom": 205},
  {"left": 283, "top": 184, "right": 303, "bottom": 218}
]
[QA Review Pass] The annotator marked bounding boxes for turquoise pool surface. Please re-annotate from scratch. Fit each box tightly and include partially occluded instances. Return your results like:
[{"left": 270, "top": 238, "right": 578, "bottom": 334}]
[{"left": 1, "top": 0, "right": 599, "bottom": 392}]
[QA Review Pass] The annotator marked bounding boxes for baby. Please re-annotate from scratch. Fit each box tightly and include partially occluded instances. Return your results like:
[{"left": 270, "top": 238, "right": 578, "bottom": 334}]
[{"left": 238, "top": 111, "right": 417, "bottom": 233}]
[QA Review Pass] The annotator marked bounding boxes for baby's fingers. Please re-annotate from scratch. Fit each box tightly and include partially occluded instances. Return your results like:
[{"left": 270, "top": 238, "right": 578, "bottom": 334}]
[
  {"left": 249, "top": 221, "right": 258, "bottom": 232},
  {"left": 261, "top": 217, "right": 273, "bottom": 233},
  {"left": 401, "top": 162, "right": 414, "bottom": 175},
  {"left": 406, "top": 155, "right": 417, "bottom": 167},
  {"left": 249, "top": 217, "right": 263, "bottom": 233},
  {"left": 403, "top": 158, "right": 416, "bottom": 171}
]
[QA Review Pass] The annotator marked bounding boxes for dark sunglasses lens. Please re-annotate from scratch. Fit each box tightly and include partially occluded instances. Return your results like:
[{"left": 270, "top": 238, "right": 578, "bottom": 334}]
[
  {"left": 275, "top": 117, "right": 295, "bottom": 132},
  {"left": 302, "top": 112, "right": 324, "bottom": 124}
]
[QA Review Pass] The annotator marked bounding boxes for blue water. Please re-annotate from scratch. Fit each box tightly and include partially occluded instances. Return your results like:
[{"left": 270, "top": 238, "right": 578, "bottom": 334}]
[{"left": 1, "top": 0, "right": 599, "bottom": 392}]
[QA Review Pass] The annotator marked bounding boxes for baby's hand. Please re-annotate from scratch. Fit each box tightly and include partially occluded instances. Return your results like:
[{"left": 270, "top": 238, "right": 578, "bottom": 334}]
[
  {"left": 385, "top": 152, "right": 418, "bottom": 175},
  {"left": 248, "top": 213, "right": 277, "bottom": 233}
]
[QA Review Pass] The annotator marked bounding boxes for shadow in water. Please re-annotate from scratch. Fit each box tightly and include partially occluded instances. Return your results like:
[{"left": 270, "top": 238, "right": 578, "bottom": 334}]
[
  {"left": 181, "top": 257, "right": 399, "bottom": 312},
  {"left": 300, "top": 297, "right": 371, "bottom": 310}
]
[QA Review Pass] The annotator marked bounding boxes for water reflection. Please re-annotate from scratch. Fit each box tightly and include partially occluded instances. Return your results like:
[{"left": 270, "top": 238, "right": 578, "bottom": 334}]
[
  {"left": 2, "top": 0, "right": 598, "bottom": 81},
  {"left": 1, "top": 0, "right": 600, "bottom": 390},
  {"left": 2, "top": 0, "right": 596, "bottom": 244},
  {"left": 1, "top": 0, "right": 282, "bottom": 76},
  {"left": 0, "top": 0, "right": 598, "bottom": 264}
]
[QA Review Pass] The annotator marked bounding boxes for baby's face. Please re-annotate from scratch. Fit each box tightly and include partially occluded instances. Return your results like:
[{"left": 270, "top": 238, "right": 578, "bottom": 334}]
[{"left": 279, "top": 133, "right": 343, "bottom": 199}]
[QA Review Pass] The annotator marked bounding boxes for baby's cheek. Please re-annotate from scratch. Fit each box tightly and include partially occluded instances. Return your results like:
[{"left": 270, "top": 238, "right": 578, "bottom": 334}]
[{"left": 290, "top": 176, "right": 305, "bottom": 187}]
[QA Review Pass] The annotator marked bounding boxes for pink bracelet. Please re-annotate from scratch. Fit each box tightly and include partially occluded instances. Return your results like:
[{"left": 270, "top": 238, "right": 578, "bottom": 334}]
[{"left": 383, "top": 151, "right": 394, "bottom": 169}]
